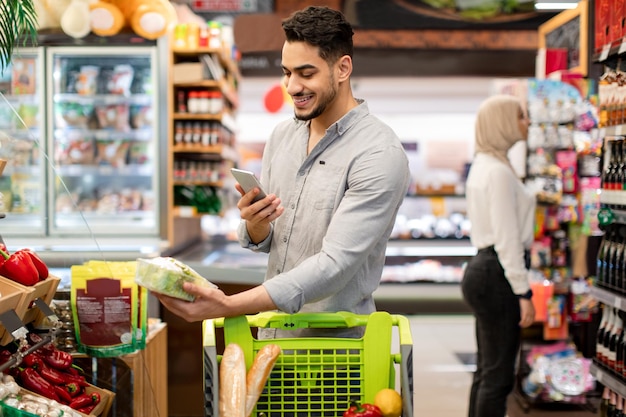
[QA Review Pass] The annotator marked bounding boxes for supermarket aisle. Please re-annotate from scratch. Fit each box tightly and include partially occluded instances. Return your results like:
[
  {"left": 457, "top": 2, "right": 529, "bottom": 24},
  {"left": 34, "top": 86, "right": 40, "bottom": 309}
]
[
  {"left": 407, "top": 315, "right": 599, "bottom": 417},
  {"left": 408, "top": 315, "right": 475, "bottom": 417}
]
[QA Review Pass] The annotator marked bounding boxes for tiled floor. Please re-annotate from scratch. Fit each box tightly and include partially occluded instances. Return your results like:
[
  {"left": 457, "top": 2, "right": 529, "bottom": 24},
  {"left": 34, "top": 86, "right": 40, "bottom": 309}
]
[
  {"left": 405, "top": 314, "right": 599, "bottom": 417},
  {"left": 407, "top": 314, "right": 475, "bottom": 417}
]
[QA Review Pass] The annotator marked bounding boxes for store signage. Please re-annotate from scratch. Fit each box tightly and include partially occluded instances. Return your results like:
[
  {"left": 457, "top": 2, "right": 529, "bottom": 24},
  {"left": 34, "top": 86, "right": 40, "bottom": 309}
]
[{"left": 191, "top": 0, "right": 261, "bottom": 12}]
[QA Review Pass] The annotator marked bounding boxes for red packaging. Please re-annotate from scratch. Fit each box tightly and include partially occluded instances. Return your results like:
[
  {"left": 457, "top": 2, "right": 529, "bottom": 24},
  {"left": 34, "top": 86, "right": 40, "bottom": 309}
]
[
  {"left": 596, "top": 0, "right": 611, "bottom": 52},
  {"left": 612, "top": 0, "right": 625, "bottom": 45}
]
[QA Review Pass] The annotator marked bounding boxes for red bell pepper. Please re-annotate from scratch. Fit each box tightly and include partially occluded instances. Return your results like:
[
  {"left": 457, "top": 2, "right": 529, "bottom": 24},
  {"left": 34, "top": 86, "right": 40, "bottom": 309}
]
[
  {"left": 343, "top": 402, "right": 383, "bottom": 417},
  {"left": 0, "top": 248, "right": 39, "bottom": 286},
  {"left": 69, "top": 391, "right": 100, "bottom": 410},
  {"left": 19, "top": 368, "right": 60, "bottom": 402},
  {"left": 22, "top": 249, "right": 48, "bottom": 280}
]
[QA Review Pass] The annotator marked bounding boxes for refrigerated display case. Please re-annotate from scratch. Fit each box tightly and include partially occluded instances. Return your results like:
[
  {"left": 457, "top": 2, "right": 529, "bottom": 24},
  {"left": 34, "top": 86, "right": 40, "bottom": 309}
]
[
  {"left": 0, "top": 48, "right": 46, "bottom": 236},
  {"left": 46, "top": 46, "right": 160, "bottom": 236}
]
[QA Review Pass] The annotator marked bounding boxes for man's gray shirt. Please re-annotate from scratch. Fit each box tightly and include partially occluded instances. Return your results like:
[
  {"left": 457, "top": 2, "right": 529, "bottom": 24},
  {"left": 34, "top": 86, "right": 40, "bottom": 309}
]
[{"left": 238, "top": 100, "right": 410, "bottom": 337}]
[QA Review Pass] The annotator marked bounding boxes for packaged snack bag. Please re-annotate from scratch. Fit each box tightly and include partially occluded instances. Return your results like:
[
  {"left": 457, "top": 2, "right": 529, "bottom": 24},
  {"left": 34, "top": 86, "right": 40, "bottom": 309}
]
[{"left": 71, "top": 260, "right": 146, "bottom": 357}]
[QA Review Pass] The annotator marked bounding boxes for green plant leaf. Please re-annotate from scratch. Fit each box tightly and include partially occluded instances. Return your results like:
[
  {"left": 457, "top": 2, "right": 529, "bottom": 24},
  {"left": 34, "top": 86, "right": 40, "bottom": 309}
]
[{"left": 0, "top": 0, "right": 38, "bottom": 72}]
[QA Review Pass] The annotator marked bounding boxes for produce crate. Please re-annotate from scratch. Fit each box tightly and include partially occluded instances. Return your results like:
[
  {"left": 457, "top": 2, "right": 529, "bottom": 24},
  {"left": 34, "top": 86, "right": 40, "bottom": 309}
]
[
  {"left": 0, "top": 275, "right": 61, "bottom": 328},
  {"left": 0, "top": 383, "right": 115, "bottom": 417},
  {"left": 0, "top": 279, "right": 31, "bottom": 345},
  {"left": 202, "top": 311, "right": 414, "bottom": 417}
]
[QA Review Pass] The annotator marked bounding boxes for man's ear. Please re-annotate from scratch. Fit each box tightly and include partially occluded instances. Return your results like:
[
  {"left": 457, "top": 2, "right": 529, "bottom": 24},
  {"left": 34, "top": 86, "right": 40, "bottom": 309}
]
[{"left": 336, "top": 55, "right": 353, "bottom": 82}]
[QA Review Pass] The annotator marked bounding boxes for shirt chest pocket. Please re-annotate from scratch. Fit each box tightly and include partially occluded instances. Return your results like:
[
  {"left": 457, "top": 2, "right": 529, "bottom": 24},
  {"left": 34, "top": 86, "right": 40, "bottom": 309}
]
[{"left": 303, "top": 164, "right": 346, "bottom": 210}]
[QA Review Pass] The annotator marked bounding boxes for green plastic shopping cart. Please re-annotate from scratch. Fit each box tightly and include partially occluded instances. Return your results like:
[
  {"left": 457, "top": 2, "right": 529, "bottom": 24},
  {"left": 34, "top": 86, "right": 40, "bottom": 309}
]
[{"left": 202, "top": 311, "right": 414, "bottom": 417}]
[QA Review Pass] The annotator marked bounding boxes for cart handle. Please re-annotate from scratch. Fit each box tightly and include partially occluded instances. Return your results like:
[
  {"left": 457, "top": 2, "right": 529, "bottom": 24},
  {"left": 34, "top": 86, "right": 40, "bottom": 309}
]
[{"left": 210, "top": 311, "right": 414, "bottom": 345}]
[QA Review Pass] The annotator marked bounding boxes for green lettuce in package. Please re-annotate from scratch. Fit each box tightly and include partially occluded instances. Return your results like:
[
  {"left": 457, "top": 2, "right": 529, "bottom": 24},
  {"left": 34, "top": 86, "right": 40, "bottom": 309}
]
[{"left": 135, "top": 257, "right": 217, "bottom": 301}]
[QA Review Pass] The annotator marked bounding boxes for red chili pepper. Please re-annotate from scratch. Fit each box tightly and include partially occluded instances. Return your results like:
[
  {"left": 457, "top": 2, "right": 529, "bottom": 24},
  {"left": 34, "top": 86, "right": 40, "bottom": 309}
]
[
  {"left": 64, "top": 381, "right": 83, "bottom": 397},
  {"left": 38, "top": 363, "right": 67, "bottom": 385},
  {"left": 343, "top": 402, "right": 383, "bottom": 417},
  {"left": 77, "top": 404, "right": 96, "bottom": 414},
  {"left": 22, "top": 249, "right": 48, "bottom": 280},
  {"left": 0, "top": 248, "right": 39, "bottom": 286},
  {"left": 63, "top": 373, "right": 88, "bottom": 388},
  {"left": 0, "top": 349, "right": 12, "bottom": 365},
  {"left": 54, "top": 385, "right": 72, "bottom": 404},
  {"left": 19, "top": 368, "right": 60, "bottom": 402},
  {"left": 69, "top": 392, "right": 101, "bottom": 410},
  {"left": 42, "top": 349, "right": 73, "bottom": 370},
  {"left": 22, "top": 353, "right": 43, "bottom": 369}
]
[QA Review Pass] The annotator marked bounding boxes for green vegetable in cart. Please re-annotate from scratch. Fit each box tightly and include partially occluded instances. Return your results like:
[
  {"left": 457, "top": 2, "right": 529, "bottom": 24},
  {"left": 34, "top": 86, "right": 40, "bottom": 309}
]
[
  {"left": 343, "top": 402, "right": 383, "bottom": 417},
  {"left": 135, "top": 257, "right": 218, "bottom": 301},
  {"left": 0, "top": 248, "right": 39, "bottom": 286}
]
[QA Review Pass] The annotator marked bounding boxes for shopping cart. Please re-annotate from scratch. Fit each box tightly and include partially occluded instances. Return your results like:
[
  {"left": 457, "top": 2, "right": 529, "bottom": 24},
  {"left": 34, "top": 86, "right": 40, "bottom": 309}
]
[{"left": 202, "top": 311, "right": 414, "bottom": 417}]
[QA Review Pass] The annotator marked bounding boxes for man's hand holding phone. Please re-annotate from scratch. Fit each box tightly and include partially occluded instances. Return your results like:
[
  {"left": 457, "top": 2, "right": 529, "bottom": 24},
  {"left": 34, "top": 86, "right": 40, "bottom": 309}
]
[{"left": 231, "top": 168, "right": 284, "bottom": 243}]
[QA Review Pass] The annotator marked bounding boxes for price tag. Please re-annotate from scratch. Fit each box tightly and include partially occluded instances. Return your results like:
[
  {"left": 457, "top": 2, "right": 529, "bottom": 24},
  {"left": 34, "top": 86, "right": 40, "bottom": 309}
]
[
  {"left": 600, "top": 43, "right": 612, "bottom": 62},
  {"left": 619, "top": 37, "right": 626, "bottom": 54}
]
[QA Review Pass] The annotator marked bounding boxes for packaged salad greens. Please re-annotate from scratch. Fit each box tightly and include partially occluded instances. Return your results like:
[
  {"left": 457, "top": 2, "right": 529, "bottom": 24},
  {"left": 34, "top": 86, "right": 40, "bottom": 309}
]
[{"left": 135, "top": 257, "right": 217, "bottom": 301}]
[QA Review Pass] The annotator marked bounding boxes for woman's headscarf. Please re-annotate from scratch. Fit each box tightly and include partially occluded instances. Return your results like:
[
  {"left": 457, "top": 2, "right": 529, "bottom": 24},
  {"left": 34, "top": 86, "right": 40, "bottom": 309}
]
[{"left": 474, "top": 94, "right": 525, "bottom": 171}]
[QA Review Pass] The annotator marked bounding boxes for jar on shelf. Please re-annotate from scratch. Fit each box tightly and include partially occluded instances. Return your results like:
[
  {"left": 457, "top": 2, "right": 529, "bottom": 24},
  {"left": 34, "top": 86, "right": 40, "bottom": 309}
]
[
  {"left": 187, "top": 91, "right": 200, "bottom": 113},
  {"left": 209, "top": 91, "right": 223, "bottom": 114},
  {"left": 208, "top": 21, "right": 223, "bottom": 49},
  {"left": 198, "top": 91, "right": 211, "bottom": 114}
]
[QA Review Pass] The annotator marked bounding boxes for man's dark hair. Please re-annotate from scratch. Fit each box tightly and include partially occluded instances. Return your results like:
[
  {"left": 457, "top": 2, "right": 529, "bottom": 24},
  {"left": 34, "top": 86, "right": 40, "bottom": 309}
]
[{"left": 282, "top": 6, "right": 354, "bottom": 64}]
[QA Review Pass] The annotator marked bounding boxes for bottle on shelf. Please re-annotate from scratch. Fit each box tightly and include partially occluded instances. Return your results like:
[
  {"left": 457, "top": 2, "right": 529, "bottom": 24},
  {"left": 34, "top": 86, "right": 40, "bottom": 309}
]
[
  {"left": 599, "top": 304, "right": 611, "bottom": 362},
  {"left": 601, "top": 387, "right": 611, "bottom": 417},
  {"left": 598, "top": 228, "right": 611, "bottom": 288},
  {"left": 603, "top": 308, "right": 617, "bottom": 365},
  {"left": 612, "top": 225, "right": 626, "bottom": 294},
  {"left": 610, "top": 391, "right": 618, "bottom": 417},
  {"left": 609, "top": 310, "right": 624, "bottom": 370}
]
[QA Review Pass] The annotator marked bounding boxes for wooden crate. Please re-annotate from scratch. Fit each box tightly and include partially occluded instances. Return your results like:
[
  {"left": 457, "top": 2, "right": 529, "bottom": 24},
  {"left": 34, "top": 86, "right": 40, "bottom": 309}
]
[
  {"left": 0, "top": 279, "right": 31, "bottom": 345},
  {"left": 11, "top": 384, "right": 114, "bottom": 417},
  {"left": 0, "top": 275, "right": 61, "bottom": 327}
]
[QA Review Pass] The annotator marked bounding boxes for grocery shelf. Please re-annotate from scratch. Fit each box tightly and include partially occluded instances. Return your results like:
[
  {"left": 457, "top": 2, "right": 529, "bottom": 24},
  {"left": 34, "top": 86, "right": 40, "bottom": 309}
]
[
  {"left": 589, "top": 285, "right": 626, "bottom": 310},
  {"left": 591, "top": 361, "right": 626, "bottom": 398}
]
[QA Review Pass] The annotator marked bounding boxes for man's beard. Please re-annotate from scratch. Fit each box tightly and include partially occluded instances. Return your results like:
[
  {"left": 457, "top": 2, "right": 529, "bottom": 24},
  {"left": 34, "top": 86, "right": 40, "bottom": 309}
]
[{"left": 293, "top": 79, "right": 337, "bottom": 121}]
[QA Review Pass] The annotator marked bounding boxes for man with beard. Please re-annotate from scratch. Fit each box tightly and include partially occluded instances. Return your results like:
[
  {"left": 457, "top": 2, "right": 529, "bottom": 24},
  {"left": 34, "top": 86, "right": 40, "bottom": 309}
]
[{"left": 157, "top": 6, "right": 410, "bottom": 338}]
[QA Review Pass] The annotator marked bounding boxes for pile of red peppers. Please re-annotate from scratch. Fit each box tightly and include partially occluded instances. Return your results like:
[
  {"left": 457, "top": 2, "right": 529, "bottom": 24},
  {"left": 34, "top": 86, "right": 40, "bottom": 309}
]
[
  {"left": 3, "top": 334, "right": 101, "bottom": 414},
  {"left": 0, "top": 244, "right": 48, "bottom": 286},
  {"left": 343, "top": 401, "right": 383, "bottom": 417}
]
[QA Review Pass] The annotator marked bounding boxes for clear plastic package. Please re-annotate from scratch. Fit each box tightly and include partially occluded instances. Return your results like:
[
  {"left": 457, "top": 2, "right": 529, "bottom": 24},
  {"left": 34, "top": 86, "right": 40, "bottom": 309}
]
[{"left": 135, "top": 257, "right": 217, "bottom": 301}]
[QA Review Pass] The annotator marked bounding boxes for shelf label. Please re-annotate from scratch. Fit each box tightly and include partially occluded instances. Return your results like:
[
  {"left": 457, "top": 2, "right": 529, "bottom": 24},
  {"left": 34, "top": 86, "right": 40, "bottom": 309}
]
[
  {"left": 600, "top": 44, "right": 612, "bottom": 62},
  {"left": 617, "top": 296, "right": 623, "bottom": 310}
]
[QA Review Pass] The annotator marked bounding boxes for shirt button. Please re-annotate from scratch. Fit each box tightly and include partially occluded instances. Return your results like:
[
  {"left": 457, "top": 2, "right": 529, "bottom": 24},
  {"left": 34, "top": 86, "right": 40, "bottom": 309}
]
[
  {"left": 276, "top": 269, "right": 280, "bottom": 274},
  {"left": 291, "top": 203, "right": 295, "bottom": 209},
  {"left": 283, "top": 236, "right": 287, "bottom": 242}
]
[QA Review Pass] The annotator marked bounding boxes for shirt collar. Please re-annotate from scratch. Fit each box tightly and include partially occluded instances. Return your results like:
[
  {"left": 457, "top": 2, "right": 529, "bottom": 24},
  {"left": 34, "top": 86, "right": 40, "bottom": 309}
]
[{"left": 292, "top": 98, "right": 368, "bottom": 136}]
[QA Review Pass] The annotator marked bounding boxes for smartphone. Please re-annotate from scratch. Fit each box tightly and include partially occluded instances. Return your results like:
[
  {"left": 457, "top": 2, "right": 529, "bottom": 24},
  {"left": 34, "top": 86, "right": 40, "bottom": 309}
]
[{"left": 231, "top": 168, "right": 268, "bottom": 202}]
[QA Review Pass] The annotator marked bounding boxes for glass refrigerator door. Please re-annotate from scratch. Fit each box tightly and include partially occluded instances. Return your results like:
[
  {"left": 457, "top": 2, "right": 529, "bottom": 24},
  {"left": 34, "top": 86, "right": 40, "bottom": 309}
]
[
  {"left": 0, "top": 48, "right": 46, "bottom": 236},
  {"left": 47, "top": 47, "right": 159, "bottom": 236}
]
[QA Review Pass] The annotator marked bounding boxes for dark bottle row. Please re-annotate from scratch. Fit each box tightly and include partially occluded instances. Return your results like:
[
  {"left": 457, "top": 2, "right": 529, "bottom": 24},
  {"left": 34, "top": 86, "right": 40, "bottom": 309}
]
[
  {"left": 596, "top": 223, "right": 626, "bottom": 295},
  {"left": 597, "top": 305, "right": 626, "bottom": 380},
  {"left": 602, "top": 136, "right": 626, "bottom": 210}
]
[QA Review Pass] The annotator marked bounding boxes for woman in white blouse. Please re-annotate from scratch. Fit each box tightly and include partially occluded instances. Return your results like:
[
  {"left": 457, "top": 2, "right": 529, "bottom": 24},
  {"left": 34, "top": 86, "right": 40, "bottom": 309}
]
[{"left": 462, "top": 94, "right": 536, "bottom": 417}]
